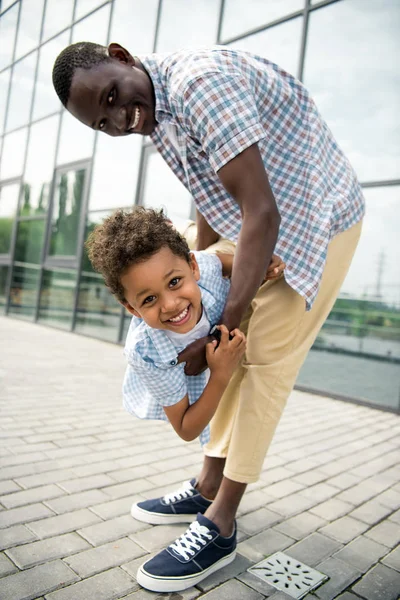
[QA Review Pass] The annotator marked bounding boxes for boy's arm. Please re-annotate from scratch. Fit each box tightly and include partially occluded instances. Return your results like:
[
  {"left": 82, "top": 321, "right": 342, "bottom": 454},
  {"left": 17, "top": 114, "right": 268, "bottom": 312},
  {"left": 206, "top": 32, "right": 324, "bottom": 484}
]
[{"left": 216, "top": 252, "right": 286, "bottom": 280}]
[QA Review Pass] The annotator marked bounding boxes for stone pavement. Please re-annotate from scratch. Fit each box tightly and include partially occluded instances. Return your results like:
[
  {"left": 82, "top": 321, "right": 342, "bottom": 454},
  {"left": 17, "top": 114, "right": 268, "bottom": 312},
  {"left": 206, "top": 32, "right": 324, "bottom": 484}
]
[{"left": 0, "top": 316, "right": 399, "bottom": 600}]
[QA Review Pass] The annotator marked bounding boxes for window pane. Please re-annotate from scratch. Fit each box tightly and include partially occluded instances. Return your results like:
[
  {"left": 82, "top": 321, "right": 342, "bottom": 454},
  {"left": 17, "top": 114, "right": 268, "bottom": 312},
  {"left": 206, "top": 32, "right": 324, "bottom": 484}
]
[
  {"left": 15, "top": 0, "right": 45, "bottom": 60},
  {"left": 56, "top": 111, "right": 95, "bottom": 165},
  {"left": 229, "top": 16, "right": 302, "bottom": 78},
  {"left": 8, "top": 264, "right": 40, "bottom": 319},
  {"left": 42, "top": 0, "right": 74, "bottom": 41},
  {"left": 38, "top": 267, "right": 77, "bottom": 329},
  {"left": 89, "top": 134, "right": 141, "bottom": 210},
  {"left": 75, "top": 0, "right": 105, "bottom": 21},
  {"left": 22, "top": 115, "right": 60, "bottom": 217},
  {"left": 303, "top": 0, "right": 400, "bottom": 182},
  {"left": 33, "top": 31, "right": 70, "bottom": 120},
  {"left": 0, "top": 128, "right": 28, "bottom": 179},
  {"left": 0, "top": 3, "right": 18, "bottom": 70},
  {"left": 221, "top": 0, "right": 304, "bottom": 40},
  {"left": 298, "top": 186, "right": 400, "bottom": 411},
  {"left": 0, "top": 265, "right": 9, "bottom": 313},
  {"left": 0, "top": 182, "right": 20, "bottom": 254},
  {"left": 49, "top": 168, "right": 86, "bottom": 257},
  {"left": 141, "top": 149, "right": 193, "bottom": 223},
  {"left": 110, "top": 0, "right": 158, "bottom": 54},
  {"left": 14, "top": 219, "right": 46, "bottom": 264},
  {"left": 5, "top": 52, "right": 37, "bottom": 131},
  {"left": 0, "top": 68, "right": 11, "bottom": 136},
  {"left": 71, "top": 3, "right": 111, "bottom": 45},
  {"left": 156, "top": 0, "right": 220, "bottom": 52}
]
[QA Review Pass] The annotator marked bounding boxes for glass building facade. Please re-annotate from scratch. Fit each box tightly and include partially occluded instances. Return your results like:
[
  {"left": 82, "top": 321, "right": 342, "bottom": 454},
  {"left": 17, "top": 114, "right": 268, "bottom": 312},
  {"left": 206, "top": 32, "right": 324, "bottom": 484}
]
[{"left": 0, "top": 0, "right": 399, "bottom": 411}]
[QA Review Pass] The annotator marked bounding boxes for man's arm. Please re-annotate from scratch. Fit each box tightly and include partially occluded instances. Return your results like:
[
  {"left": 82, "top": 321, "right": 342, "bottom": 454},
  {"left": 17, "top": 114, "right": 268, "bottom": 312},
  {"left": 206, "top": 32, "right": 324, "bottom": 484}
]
[
  {"left": 179, "top": 143, "right": 280, "bottom": 375},
  {"left": 195, "top": 209, "right": 220, "bottom": 250}
]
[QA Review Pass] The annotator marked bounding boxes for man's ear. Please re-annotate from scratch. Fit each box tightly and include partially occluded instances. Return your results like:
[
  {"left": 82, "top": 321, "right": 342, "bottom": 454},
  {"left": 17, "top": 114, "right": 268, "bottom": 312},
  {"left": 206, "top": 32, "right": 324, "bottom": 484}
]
[
  {"left": 108, "top": 43, "right": 135, "bottom": 66},
  {"left": 121, "top": 300, "right": 141, "bottom": 318},
  {"left": 189, "top": 252, "right": 200, "bottom": 281}
]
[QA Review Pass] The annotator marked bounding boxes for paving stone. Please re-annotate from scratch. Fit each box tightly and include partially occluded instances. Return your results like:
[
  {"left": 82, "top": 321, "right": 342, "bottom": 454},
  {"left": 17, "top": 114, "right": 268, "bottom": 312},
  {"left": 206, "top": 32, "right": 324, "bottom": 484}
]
[
  {"left": 237, "top": 489, "right": 275, "bottom": 516},
  {"left": 335, "top": 594, "right": 363, "bottom": 600},
  {"left": 286, "top": 532, "right": 343, "bottom": 567},
  {"left": 348, "top": 498, "right": 393, "bottom": 525},
  {"left": 352, "top": 563, "right": 400, "bottom": 600},
  {"left": 292, "top": 470, "right": 328, "bottom": 487},
  {"left": 5, "top": 532, "right": 91, "bottom": 569},
  {"left": 310, "top": 498, "right": 353, "bottom": 521},
  {"left": 237, "top": 529, "right": 295, "bottom": 562},
  {"left": 90, "top": 495, "right": 143, "bottom": 520},
  {"left": 0, "top": 480, "right": 22, "bottom": 495},
  {"left": 388, "top": 508, "right": 400, "bottom": 524},
  {"left": 333, "top": 535, "right": 389, "bottom": 572},
  {"left": 131, "top": 523, "right": 186, "bottom": 552},
  {"left": 237, "top": 569, "right": 278, "bottom": 597},
  {"left": 0, "top": 525, "right": 37, "bottom": 551},
  {"left": 375, "top": 488, "right": 400, "bottom": 510},
  {"left": 268, "top": 492, "right": 316, "bottom": 517},
  {"left": 45, "top": 567, "right": 136, "bottom": 600},
  {"left": 0, "top": 551, "right": 18, "bottom": 577},
  {"left": 14, "top": 470, "right": 78, "bottom": 489},
  {"left": 0, "top": 560, "right": 79, "bottom": 600},
  {"left": 0, "top": 503, "right": 54, "bottom": 529},
  {"left": 0, "top": 451, "right": 48, "bottom": 468},
  {"left": 200, "top": 578, "right": 263, "bottom": 599},
  {"left": 44, "top": 489, "right": 109, "bottom": 514},
  {"left": 27, "top": 508, "right": 102, "bottom": 539},
  {"left": 314, "top": 556, "right": 362, "bottom": 599},
  {"left": 118, "top": 586, "right": 200, "bottom": 599},
  {"left": 65, "top": 537, "right": 144, "bottom": 578},
  {"left": 382, "top": 545, "right": 400, "bottom": 572},
  {"left": 326, "top": 472, "right": 362, "bottom": 490},
  {"left": 263, "top": 479, "right": 304, "bottom": 499},
  {"left": 58, "top": 474, "right": 116, "bottom": 493},
  {"left": 0, "top": 484, "right": 65, "bottom": 509},
  {"left": 101, "top": 479, "right": 154, "bottom": 500},
  {"left": 319, "top": 515, "right": 369, "bottom": 544},
  {"left": 237, "top": 507, "right": 281, "bottom": 535},
  {"left": 103, "top": 464, "right": 159, "bottom": 483},
  {"left": 364, "top": 520, "right": 400, "bottom": 547},
  {"left": 120, "top": 550, "right": 157, "bottom": 580},
  {"left": 79, "top": 514, "right": 150, "bottom": 546},
  {"left": 71, "top": 460, "right": 122, "bottom": 478},
  {"left": 274, "top": 511, "right": 327, "bottom": 540},
  {"left": 198, "top": 553, "right": 252, "bottom": 592}
]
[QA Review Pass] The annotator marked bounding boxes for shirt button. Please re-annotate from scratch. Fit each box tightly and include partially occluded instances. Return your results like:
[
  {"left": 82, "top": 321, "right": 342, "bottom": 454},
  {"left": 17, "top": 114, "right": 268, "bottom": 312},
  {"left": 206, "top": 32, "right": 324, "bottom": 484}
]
[{"left": 170, "top": 359, "right": 177, "bottom": 366}]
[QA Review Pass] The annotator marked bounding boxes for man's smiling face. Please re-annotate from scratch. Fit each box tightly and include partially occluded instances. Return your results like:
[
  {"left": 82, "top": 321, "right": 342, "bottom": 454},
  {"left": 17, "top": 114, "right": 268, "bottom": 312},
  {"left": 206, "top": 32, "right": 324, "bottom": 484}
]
[{"left": 67, "top": 43, "right": 157, "bottom": 137}]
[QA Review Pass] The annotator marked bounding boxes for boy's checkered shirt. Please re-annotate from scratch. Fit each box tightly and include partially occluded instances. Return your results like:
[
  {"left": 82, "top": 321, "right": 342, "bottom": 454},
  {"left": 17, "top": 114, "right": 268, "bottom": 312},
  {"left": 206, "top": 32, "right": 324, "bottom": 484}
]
[
  {"left": 139, "top": 46, "right": 365, "bottom": 309},
  {"left": 122, "top": 252, "right": 230, "bottom": 446}
]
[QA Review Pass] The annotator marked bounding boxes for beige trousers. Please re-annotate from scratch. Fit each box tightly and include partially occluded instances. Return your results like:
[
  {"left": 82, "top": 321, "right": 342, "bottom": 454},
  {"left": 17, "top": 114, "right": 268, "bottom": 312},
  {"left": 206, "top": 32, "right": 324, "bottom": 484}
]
[{"left": 203, "top": 220, "right": 362, "bottom": 483}]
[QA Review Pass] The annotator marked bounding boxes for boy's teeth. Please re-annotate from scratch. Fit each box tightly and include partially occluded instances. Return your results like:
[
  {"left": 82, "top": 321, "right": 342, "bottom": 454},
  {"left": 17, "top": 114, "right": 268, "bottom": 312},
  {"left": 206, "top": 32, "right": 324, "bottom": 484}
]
[
  {"left": 169, "top": 307, "right": 188, "bottom": 322},
  {"left": 130, "top": 107, "right": 140, "bottom": 129}
]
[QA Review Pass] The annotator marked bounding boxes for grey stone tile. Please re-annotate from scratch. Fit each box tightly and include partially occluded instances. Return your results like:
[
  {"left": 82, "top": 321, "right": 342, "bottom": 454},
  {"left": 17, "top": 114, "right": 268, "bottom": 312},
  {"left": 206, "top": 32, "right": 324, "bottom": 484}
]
[
  {"left": 5, "top": 532, "right": 91, "bottom": 569},
  {"left": 237, "top": 570, "right": 279, "bottom": 597},
  {"left": 349, "top": 498, "right": 393, "bottom": 525},
  {"left": 299, "top": 482, "right": 339, "bottom": 502},
  {"left": 78, "top": 514, "right": 150, "bottom": 546},
  {"left": 364, "top": 520, "right": 400, "bottom": 548},
  {"left": 326, "top": 472, "right": 362, "bottom": 490},
  {"left": 101, "top": 479, "right": 154, "bottom": 500},
  {"left": 44, "top": 489, "right": 109, "bottom": 514},
  {"left": 0, "top": 503, "right": 54, "bottom": 529},
  {"left": 131, "top": 523, "right": 185, "bottom": 552},
  {"left": 263, "top": 479, "right": 304, "bottom": 499},
  {"left": 45, "top": 567, "right": 136, "bottom": 600},
  {"left": 200, "top": 578, "right": 263, "bottom": 599},
  {"left": 375, "top": 488, "right": 400, "bottom": 510},
  {"left": 268, "top": 492, "right": 316, "bottom": 518},
  {"left": 310, "top": 498, "right": 353, "bottom": 521},
  {"left": 58, "top": 474, "right": 116, "bottom": 493},
  {"left": 65, "top": 537, "right": 144, "bottom": 578},
  {"left": 389, "top": 508, "right": 400, "bottom": 524},
  {"left": 319, "top": 515, "right": 369, "bottom": 544},
  {"left": 237, "top": 508, "right": 281, "bottom": 535},
  {"left": 292, "top": 470, "right": 328, "bottom": 487},
  {"left": 27, "top": 508, "right": 102, "bottom": 539},
  {"left": 0, "top": 524, "right": 37, "bottom": 550},
  {"left": 286, "top": 533, "right": 343, "bottom": 567},
  {"left": 237, "top": 489, "right": 275, "bottom": 516},
  {"left": 14, "top": 470, "right": 77, "bottom": 489},
  {"left": 237, "top": 529, "right": 295, "bottom": 562},
  {"left": 0, "top": 560, "right": 79, "bottom": 600},
  {"left": 382, "top": 545, "right": 400, "bottom": 572},
  {"left": 333, "top": 535, "right": 389, "bottom": 572},
  {"left": 0, "top": 480, "right": 22, "bottom": 495},
  {"left": 314, "top": 557, "right": 362, "bottom": 599},
  {"left": 0, "top": 484, "right": 65, "bottom": 509},
  {"left": 198, "top": 553, "right": 252, "bottom": 592},
  {"left": 90, "top": 495, "right": 143, "bottom": 520},
  {"left": 335, "top": 594, "right": 364, "bottom": 600},
  {"left": 352, "top": 563, "right": 400, "bottom": 600},
  {"left": 274, "top": 511, "right": 327, "bottom": 541},
  {"left": 0, "top": 551, "right": 18, "bottom": 577}
]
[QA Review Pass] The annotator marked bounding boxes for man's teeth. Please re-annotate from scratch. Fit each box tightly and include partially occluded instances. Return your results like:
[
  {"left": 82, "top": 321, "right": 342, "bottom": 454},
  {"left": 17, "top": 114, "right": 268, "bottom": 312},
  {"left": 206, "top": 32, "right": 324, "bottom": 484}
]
[
  {"left": 130, "top": 107, "right": 140, "bottom": 130},
  {"left": 169, "top": 307, "right": 189, "bottom": 323}
]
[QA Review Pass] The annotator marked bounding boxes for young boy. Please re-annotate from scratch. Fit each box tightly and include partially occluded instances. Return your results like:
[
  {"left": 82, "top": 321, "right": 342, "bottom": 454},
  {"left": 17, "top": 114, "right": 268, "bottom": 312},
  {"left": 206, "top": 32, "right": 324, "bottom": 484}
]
[{"left": 86, "top": 207, "right": 284, "bottom": 450}]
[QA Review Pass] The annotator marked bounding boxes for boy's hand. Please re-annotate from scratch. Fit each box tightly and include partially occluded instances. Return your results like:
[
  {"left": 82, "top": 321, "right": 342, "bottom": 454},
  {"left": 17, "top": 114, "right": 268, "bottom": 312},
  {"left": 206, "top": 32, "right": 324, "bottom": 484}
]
[
  {"left": 264, "top": 254, "right": 286, "bottom": 281},
  {"left": 206, "top": 325, "right": 246, "bottom": 384}
]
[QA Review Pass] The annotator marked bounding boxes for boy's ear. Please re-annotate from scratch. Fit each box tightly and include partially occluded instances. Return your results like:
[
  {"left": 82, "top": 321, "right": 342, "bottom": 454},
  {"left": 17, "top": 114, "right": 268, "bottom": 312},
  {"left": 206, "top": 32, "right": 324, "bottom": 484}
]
[
  {"left": 108, "top": 43, "right": 135, "bottom": 66},
  {"left": 121, "top": 300, "right": 141, "bottom": 318},
  {"left": 189, "top": 252, "right": 200, "bottom": 281}
]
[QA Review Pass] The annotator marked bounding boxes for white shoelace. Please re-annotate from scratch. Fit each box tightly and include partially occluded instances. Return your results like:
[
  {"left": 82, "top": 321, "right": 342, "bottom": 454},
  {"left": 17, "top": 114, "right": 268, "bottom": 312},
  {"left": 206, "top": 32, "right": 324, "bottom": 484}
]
[
  {"left": 170, "top": 520, "right": 213, "bottom": 561},
  {"left": 163, "top": 480, "right": 195, "bottom": 505}
]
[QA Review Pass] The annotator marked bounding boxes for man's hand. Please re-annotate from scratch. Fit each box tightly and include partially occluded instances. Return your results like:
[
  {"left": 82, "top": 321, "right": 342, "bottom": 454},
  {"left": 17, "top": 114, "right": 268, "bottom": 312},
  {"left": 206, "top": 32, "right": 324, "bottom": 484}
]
[
  {"left": 177, "top": 335, "right": 210, "bottom": 375},
  {"left": 264, "top": 254, "right": 286, "bottom": 281}
]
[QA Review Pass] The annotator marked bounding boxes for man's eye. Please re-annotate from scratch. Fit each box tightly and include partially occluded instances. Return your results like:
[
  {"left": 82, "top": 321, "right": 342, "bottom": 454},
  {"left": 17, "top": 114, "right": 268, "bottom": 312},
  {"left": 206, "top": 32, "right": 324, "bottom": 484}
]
[
  {"left": 143, "top": 295, "right": 156, "bottom": 305},
  {"left": 99, "top": 119, "right": 106, "bottom": 130},
  {"left": 107, "top": 88, "right": 115, "bottom": 104},
  {"left": 169, "top": 277, "right": 181, "bottom": 288}
]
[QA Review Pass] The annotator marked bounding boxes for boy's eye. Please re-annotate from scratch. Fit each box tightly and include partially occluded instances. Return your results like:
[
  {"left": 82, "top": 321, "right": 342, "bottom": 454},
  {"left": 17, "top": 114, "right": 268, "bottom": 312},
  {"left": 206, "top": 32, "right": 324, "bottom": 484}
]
[
  {"left": 143, "top": 295, "right": 156, "bottom": 305},
  {"left": 99, "top": 119, "right": 106, "bottom": 130},
  {"left": 169, "top": 277, "right": 181, "bottom": 288},
  {"left": 107, "top": 88, "right": 115, "bottom": 104}
]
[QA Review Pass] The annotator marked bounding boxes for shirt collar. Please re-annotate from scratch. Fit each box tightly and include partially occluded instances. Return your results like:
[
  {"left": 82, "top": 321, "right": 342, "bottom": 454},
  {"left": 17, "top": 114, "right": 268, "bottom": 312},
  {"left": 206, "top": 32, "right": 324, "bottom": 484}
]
[{"left": 138, "top": 54, "right": 173, "bottom": 125}]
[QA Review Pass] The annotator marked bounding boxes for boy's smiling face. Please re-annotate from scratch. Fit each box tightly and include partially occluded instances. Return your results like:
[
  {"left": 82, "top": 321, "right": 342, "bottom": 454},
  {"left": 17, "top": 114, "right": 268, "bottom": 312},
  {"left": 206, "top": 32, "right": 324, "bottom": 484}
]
[
  {"left": 121, "top": 246, "right": 203, "bottom": 334},
  {"left": 67, "top": 43, "right": 157, "bottom": 137}
]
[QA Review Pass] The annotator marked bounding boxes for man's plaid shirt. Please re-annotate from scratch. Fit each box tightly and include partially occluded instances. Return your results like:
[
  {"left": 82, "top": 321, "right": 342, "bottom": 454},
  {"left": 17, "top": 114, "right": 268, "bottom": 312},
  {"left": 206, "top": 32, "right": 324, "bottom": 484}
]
[
  {"left": 123, "top": 252, "right": 230, "bottom": 446},
  {"left": 140, "top": 47, "right": 365, "bottom": 309}
]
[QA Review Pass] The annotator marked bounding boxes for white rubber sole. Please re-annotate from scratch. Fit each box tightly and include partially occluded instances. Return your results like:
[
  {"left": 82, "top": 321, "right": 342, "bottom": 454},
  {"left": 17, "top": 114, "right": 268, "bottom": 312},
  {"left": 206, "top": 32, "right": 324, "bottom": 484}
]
[
  {"left": 137, "top": 550, "right": 236, "bottom": 592},
  {"left": 130, "top": 503, "right": 197, "bottom": 525}
]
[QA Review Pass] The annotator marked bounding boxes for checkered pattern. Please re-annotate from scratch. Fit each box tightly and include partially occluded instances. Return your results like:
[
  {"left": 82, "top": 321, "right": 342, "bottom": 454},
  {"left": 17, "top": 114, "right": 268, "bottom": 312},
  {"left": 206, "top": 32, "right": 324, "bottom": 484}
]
[
  {"left": 122, "top": 252, "right": 230, "bottom": 446},
  {"left": 140, "top": 47, "right": 366, "bottom": 309}
]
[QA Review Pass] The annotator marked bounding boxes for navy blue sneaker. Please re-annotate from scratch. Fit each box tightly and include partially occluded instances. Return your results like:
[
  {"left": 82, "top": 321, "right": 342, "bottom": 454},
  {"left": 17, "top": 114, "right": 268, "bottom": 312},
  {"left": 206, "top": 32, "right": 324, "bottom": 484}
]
[
  {"left": 131, "top": 479, "right": 212, "bottom": 525},
  {"left": 137, "top": 513, "right": 237, "bottom": 592}
]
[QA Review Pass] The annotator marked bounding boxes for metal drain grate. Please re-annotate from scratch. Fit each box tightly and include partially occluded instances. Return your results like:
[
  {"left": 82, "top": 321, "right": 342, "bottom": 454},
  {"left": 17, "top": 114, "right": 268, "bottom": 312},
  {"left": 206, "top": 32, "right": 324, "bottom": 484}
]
[{"left": 247, "top": 551, "right": 328, "bottom": 599}]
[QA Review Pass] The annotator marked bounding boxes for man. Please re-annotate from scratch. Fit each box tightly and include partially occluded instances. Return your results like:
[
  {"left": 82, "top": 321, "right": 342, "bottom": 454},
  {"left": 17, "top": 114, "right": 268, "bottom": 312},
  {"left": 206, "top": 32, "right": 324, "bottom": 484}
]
[{"left": 52, "top": 42, "right": 364, "bottom": 592}]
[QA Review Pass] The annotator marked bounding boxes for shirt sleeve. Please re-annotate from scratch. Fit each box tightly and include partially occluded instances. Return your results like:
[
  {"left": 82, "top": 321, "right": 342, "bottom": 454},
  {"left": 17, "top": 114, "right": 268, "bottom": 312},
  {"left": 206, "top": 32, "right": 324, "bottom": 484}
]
[
  {"left": 126, "top": 355, "right": 188, "bottom": 408},
  {"left": 180, "top": 71, "right": 266, "bottom": 173}
]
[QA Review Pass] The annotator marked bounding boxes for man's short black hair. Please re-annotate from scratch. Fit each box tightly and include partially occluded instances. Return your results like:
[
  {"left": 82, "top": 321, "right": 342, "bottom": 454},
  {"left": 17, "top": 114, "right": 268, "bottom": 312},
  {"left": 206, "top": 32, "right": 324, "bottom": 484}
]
[{"left": 52, "top": 41, "right": 109, "bottom": 107}]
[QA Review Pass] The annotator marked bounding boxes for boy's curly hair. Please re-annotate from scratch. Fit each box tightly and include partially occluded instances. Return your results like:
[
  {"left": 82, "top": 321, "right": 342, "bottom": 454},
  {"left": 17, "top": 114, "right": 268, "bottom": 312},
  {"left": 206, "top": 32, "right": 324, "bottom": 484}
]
[{"left": 86, "top": 207, "right": 191, "bottom": 303}]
